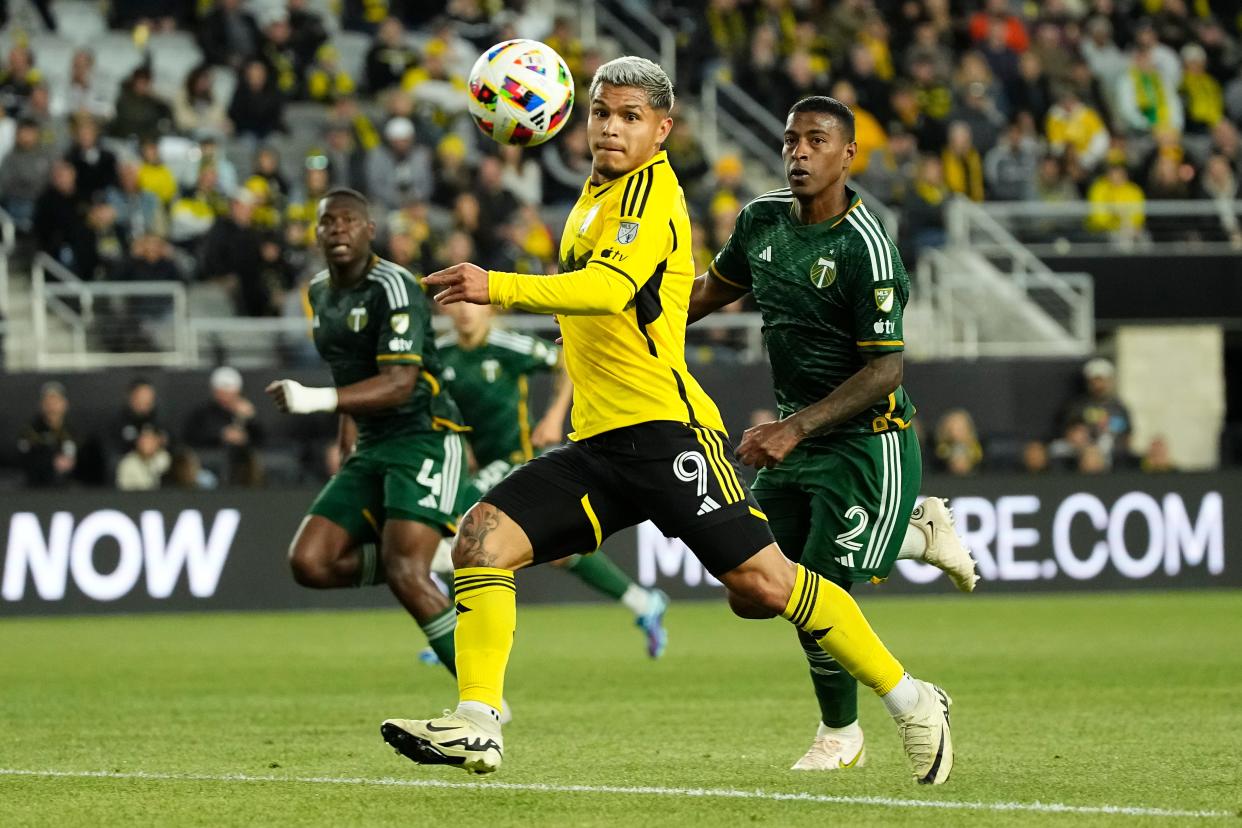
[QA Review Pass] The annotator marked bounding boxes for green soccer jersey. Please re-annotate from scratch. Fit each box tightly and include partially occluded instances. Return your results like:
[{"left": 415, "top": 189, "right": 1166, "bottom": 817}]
[
  {"left": 710, "top": 187, "right": 916, "bottom": 438},
  {"left": 436, "top": 328, "right": 560, "bottom": 466},
  {"left": 308, "top": 256, "right": 464, "bottom": 449}
]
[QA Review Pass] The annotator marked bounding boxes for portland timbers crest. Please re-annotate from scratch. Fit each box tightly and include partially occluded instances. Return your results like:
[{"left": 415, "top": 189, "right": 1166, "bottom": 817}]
[
  {"left": 810, "top": 256, "right": 836, "bottom": 288},
  {"left": 348, "top": 305, "right": 369, "bottom": 332}
]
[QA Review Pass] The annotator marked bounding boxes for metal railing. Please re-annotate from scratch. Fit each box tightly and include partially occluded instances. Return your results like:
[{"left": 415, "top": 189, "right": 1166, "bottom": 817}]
[
  {"left": 700, "top": 69, "right": 901, "bottom": 240},
  {"left": 31, "top": 252, "right": 191, "bottom": 369},
  {"left": 973, "top": 199, "right": 1242, "bottom": 256},
  {"left": 579, "top": 0, "right": 677, "bottom": 83}
]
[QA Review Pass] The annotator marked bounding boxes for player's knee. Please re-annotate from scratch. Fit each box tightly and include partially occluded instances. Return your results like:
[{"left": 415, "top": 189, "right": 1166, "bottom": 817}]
[
  {"left": 723, "top": 568, "right": 790, "bottom": 615},
  {"left": 726, "top": 588, "right": 778, "bottom": 619},
  {"left": 451, "top": 503, "right": 514, "bottom": 569},
  {"left": 288, "top": 543, "right": 334, "bottom": 589}
]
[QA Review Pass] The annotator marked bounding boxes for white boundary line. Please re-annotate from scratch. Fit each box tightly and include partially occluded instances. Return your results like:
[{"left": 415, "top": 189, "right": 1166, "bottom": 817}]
[{"left": 0, "top": 769, "right": 1233, "bottom": 819}]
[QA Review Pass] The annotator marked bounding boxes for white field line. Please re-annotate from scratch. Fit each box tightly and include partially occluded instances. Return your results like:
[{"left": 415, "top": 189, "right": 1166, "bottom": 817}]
[{"left": 0, "top": 768, "right": 1234, "bottom": 819}]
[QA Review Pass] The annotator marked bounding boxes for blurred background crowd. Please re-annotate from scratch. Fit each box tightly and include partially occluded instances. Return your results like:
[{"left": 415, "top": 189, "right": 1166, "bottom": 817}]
[{"left": 1, "top": 0, "right": 1237, "bottom": 491}]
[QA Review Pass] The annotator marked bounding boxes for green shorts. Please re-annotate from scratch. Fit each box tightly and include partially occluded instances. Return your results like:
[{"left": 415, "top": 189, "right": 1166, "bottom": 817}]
[
  {"left": 308, "top": 432, "right": 471, "bottom": 542},
  {"left": 751, "top": 427, "right": 921, "bottom": 584}
]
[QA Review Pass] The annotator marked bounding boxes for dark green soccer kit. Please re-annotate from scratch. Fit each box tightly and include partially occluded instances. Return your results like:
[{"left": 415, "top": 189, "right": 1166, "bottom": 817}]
[
  {"left": 306, "top": 256, "right": 472, "bottom": 540},
  {"left": 711, "top": 188, "right": 921, "bottom": 727}
]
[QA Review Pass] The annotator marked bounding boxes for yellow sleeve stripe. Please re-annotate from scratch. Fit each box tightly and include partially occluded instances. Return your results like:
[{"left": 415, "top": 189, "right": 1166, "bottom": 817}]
[
  {"left": 376, "top": 353, "right": 423, "bottom": 363},
  {"left": 749, "top": 506, "right": 768, "bottom": 522},
  {"left": 856, "top": 340, "right": 904, "bottom": 347},
  {"left": 709, "top": 262, "right": 749, "bottom": 290}
]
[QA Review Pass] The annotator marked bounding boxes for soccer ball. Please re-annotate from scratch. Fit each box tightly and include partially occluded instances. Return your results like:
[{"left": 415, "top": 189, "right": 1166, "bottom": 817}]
[{"left": 467, "top": 39, "right": 574, "bottom": 146}]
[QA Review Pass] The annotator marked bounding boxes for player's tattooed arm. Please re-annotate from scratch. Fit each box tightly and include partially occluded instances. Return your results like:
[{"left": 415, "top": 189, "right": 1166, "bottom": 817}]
[
  {"left": 787, "top": 351, "right": 904, "bottom": 439},
  {"left": 686, "top": 272, "right": 748, "bottom": 325}
]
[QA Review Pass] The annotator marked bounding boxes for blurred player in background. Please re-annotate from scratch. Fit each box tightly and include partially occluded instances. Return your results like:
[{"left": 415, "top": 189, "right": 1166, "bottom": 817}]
[
  {"left": 267, "top": 188, "right": 471, "bottom": 686},
  {"left": 689, "top": 96, "right": 977, "bottom": 774},
  {"left": 383, "top": 57, "right": 955, "bottom": 786},
  {"left": 433, "top": 300, "right": 671, "bottom": 658}
]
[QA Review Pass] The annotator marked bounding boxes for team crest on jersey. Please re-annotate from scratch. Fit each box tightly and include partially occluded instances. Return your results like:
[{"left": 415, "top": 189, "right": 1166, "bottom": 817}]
[
  {"left": 874, "top": 288, "right": 894, "bottom": 312},
  {"left": 391, "top": 313, "right": 410, "bottom": 334},
  {"left": 810, "top": 256, "right": 836, "bottom": 288},
  {"left": 616, "top": 221, "right": 639, "bottom": 244},
  {"left": 348, "top": 305, "right": 368, "bottom": 332}
]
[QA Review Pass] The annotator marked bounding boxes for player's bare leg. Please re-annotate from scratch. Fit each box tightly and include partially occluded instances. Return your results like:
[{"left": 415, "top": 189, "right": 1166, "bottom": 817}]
[
  {"left": 719, "top": 545, "right": 953, "bottom": 784},
  {"left": 382, "top": 502, "right": 530, "bottom": 773},
  {"left": 287, "top": 515, "right": 372, "bottom": 588},
  {"left": 381, "top": 518, "right": 459, "bottom": 673}
]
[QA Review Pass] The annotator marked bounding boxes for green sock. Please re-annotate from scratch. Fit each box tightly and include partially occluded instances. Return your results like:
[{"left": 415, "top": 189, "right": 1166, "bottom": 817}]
[
  {"left": 799, "top": 628, "right": 859, "bottom": 727},
  {"left": 353, "top": 543, "right": 386, "bottom": 587},
  {"left": 565, "top": 552, "right": 633, "bottom": 601},
  {"left": 419, "top": 607, "right": 457, "bottom": 677}
]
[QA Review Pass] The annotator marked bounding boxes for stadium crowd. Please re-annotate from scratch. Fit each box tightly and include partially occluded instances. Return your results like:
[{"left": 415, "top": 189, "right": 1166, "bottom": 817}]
[{"left": 1, "top": 0, "right": 1235, "bottom": 488}]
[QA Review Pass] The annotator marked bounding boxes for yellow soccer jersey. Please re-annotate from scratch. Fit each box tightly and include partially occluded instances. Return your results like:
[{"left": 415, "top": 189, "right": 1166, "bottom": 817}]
[{"left": 488, "top": 150, "right": 726, "bottom": 440}]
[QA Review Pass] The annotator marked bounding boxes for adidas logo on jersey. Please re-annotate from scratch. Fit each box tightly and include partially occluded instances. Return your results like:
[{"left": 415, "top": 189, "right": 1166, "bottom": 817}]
[
  {"left": 758, "top": 246, "right": 772, "bottom": 262},
  {"left": 697, "top": 495, "right": 721, "bottom": 515}
]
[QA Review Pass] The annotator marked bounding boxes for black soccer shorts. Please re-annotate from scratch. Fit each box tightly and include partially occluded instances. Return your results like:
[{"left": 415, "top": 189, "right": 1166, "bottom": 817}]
[{"left": 481, "top": 421, "right": 775, "bottom": 577}]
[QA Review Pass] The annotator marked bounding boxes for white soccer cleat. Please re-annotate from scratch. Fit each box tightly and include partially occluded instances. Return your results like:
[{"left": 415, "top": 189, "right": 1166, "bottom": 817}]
[
  {"left": 790, "top": 725, "right": 866, "bottom": 771},
  {"left": 895, "top": 679, "right": 953, "bottom": 785},
  {"left": 911, "top": 497, "right": 979, "bottom": 592},
  {"left": 381, "top": 709, "right": 503, "bottom": 775}
]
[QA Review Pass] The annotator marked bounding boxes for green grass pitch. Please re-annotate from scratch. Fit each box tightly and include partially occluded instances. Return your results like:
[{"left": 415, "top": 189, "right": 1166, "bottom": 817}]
[{"left": 2, "top": 591, "right": 1239, "bottom": 826}]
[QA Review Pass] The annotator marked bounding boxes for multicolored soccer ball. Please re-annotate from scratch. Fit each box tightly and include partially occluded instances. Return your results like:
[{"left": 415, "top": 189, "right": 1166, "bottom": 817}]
[{"left": 467, "top": 39, "right": 574, "bottom": 146}]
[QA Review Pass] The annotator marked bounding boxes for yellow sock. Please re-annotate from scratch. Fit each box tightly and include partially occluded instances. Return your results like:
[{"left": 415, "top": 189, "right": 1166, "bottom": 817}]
[
  {"left": 781, "top": 563, "right": 905, "bottom": 695},
  {"left": 453, "top": 567, "right": 516, "bottom": 711}
]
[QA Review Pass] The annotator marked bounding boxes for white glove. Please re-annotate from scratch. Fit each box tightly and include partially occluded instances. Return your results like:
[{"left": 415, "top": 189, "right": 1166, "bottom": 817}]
[{"left": 276, "top": 380, "right": 339, "bottom": 414}]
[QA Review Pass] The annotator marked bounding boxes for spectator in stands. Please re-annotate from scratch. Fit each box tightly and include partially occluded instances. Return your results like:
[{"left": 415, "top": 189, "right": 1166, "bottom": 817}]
[
  {"left": 429, "top": 133, "right": 474, "bottom": 209},
  {"left": 1141, "top": 436, "right": 1176, "bottom": 473},
  {"left": 1021, "top": 440, "right": 1050, "bottom": 474},
  {"left": 59, "top": 49, "right": 113, "bottom": 122},
  {"left": 1045, "top": 84, "right": 1109, "bottom": 171},
  {"left": 181, "top": 135, "right": 239, "bottom": 197},
  {"left": 23, "top": 82, "right": 67, "bottom": 152},
  {"left": 1197, "top": 153, "right": 1242, "bottom": 245},
  {"left": 1008, "top": 51, "right": 1053, "bottom": 125},
  {"left": 365, "top": 17, "right": 419, "bottom": 93},
  {"left": 1060, "top": 357, "right": 1133, "bottom": 469},
  {"left": 184, "top": 365, "right": 265, "bottom": 460},
  {"left": 65, "top": 116, "right": 119, "bottom": 205},
  {"left": 540, "top": 120, "right": 592, "bottom": 206},
  {"left": 701, "top": 154, "right": 750, "bottom": 220},
  {"left": 165, "top": 447, "right": 218, "bottom": 489},
  {"left": 200, "top": 191, "right": 269, "bottom": 317},
  {"left": 1086, "top": 151, "right": 1146, "bottom": 240},
  {"left": 170, "top": 165, "right": 228, "bottom": 246},
  {"left": 108, "top": 0, "right": 190, "bottom": 32},
  {"left": 1209, "top": 120, "right": 1241, "bottom": 177},
  {"left": 498, "top": 144, "right": 541, "bottom": 207},
  {"left": 306, "top": 44, "right": 357, "bottom": 105},
  {"left": 934, "top": 408, "right": 984, "bottom": 476},
  {"left": 198, "top": 0, "right": 261, "bottom": 71},
  {"left": 17, "top": 381, "right": 78, "bottom": 488},
  {"left": 738, "top": 26, "right": 786, "bottom": 115},
  {"left": 985, "top": 119, "right": 1039, "bottom": 201},
  {"left": 34, "top": 160, "right": 92, "bottom": 273},
  {"left": 0, "top": 118, "right": 52, "bottom": 231},
  {"left": 123, "top": 233, "right": 184, "bottom": 283},
  {"left": 251, "top": 146, "right": 291, "bottom": 211},
  {"left": 474, "top": 153, "right": 522, "bottom": 251},
  {"left": 843, "top": 41, "right": 893, "bottom": 126},
  {"left": 0, "top": 43, "right": 40, "bottom": 117},
  {"left": 229, "top": 59, "right": 287, "bottom": 141},
  {"left": 942, "top": 121, "right": 985, "bottom": 202},
  {"left": 1133, "top": 18, "right": 1182, "bottom": 88},
  {"left": 173, "top": 65, "right": 231, "bottom": 139},
  {"left": 110, "top": 65, "right": 173, "bottom": 140},
  {"left": 136, "top": 137, "right": 177, "bottom": 206},
  {"left": 1080, "top": 16, "right": 1127, "bottom": 108},
  {"left": 830, "top": 80, "right": 886, "bottom": 178},
  {"left": 910, "top": 53, "right": 953, "bottom": 127},
  {"left": 1116, "top": 47, "right": 1184, "bottom": 136},
  {"left": 260, "top": 9, "right": 304, "bottom": 99},
  {"left": 365, "top": 116, "right": 431, "bottom": 211},
  {"left": 322, "top": 123, "right": 368, "bottom": 192},
  {"left": 81, "top": 201, "right": 128, "bottom": 281},
  {"left": 1179, "top": 44, "right": 1224, "bottom": 136},
  {"left": 116, "top": 423, "right": 171, "bottom": 490},
  {"left": 969, "top": 0, "right": 1029, "bottom": 54},
  {"left": 109, "top": 377, "right": 163, "bottom": 455},
  {"left": 701, "top": 0, "right": 749, "bottom": 69},
  {"left": 286, "top": 0, "right": 329, "bottom": 70},
  {"left": 949, "top": 80, "right": 1004, "bottom": 155},
  {"left": 979, "top": 16, "right": 1022, "bottom": 92},
  {"left": 905, "top": 154, "right": 950, "bottom": 252},
  {"left": 856, "top": 126, "right": 917, "bottom": 208},
  {"left": 108, "top": 160, "right": 164, "bottom": 240}
]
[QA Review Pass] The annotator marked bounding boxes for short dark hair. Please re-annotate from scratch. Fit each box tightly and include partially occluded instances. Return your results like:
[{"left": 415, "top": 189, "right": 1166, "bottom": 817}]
[
  {"left": 788, "top": 96, "right": 856, "bottom": 142},
  {"left": 320, "top": 187, "right": 370, "bottom": 214}
]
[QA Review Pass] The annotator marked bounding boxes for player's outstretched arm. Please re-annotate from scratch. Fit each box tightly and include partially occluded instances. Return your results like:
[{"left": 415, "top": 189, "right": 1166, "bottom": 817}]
[
  {"left": 687, "top": 271, "right": 748, "bottom": 325},
  {"left": 266, "top": 365, "right": 418, "bottom": 416},
  {"left": 425, "top": 260, "right": 636, "bottom": 316},
  {"left": 736, "top": 352, "right": 904, "bottom": 469}
]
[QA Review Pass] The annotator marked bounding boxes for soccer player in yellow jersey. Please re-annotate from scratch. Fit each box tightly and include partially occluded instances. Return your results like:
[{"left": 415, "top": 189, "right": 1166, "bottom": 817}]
[{"left": 381, "top": 57, "right": 955, "bottom": 785}]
